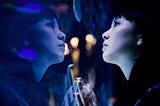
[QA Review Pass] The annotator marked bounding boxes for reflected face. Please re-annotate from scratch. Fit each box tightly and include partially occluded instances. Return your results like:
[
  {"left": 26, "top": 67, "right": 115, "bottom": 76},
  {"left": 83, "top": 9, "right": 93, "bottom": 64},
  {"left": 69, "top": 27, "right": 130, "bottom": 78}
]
[
  {"left": 102, "top": 16, "right": 138, "bottom": 63},
  {"left": 29, "top": 18, "right": 66, "bottom": 63}
]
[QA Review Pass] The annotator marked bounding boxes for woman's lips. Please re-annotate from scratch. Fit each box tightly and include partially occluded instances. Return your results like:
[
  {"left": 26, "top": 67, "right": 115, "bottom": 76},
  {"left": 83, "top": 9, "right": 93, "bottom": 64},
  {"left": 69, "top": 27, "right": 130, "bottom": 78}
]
[
  {"left": 58, "top": 43, "right": 65, "bottom": 52},
  {"left": 102, "top": 43, "right": 108, "bottom": 51}
]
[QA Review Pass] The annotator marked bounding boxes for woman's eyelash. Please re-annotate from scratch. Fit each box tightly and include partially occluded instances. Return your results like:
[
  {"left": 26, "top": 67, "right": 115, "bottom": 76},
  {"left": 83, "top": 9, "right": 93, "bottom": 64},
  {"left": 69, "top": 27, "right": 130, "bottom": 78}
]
[{"left": 47, "top": 23, "right": 55, "bottom": 28}]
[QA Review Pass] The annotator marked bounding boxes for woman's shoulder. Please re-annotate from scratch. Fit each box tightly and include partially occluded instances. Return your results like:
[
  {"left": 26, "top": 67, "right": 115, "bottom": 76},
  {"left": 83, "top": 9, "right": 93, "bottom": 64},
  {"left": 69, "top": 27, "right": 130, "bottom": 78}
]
[
  {"left": 135, "top": 83, "right": 160, "bottom": 106},
  {"left": 0, "top": 82, "right": 29, "bottom": 106}
]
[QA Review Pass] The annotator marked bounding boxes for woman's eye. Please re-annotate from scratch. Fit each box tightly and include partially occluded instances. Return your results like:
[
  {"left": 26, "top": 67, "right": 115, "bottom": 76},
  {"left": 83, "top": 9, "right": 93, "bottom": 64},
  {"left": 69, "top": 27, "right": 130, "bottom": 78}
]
[
  {"left": 47, "top": 23, "right": 54, "bottom": 28},
  {"left": 114, "top": 21, "right": 120, "bottom": 27}
]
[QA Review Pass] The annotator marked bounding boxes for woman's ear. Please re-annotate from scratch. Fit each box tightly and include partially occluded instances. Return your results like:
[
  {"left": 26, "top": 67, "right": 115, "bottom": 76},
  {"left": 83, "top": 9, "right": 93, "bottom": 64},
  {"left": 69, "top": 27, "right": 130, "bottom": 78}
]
[{"left": 137, "top": 34, "right": 143, "bottom": 46}]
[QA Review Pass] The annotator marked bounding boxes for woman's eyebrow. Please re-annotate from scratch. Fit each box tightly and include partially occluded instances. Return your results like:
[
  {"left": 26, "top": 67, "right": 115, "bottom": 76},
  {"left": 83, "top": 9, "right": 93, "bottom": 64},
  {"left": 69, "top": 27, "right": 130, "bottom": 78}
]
[{"left": 114, "top": 15, "right": 124, "bottom": 21}]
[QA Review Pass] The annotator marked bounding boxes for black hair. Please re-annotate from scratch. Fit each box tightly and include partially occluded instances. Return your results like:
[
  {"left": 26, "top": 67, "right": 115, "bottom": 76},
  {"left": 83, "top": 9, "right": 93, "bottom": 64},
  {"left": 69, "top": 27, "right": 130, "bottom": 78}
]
[{"left": 112, "top": 9, "right": 158, "bottom": 57}]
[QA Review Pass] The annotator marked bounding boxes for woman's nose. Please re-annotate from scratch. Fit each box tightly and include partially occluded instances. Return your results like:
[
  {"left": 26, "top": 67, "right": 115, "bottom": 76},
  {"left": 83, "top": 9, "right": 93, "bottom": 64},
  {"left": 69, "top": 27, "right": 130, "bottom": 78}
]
[
  {"left": 58, "top": 31, "right": 66, "bottom": 41},
  {"left": 102, "top": 31, "right": 110, "bottom": 40}
]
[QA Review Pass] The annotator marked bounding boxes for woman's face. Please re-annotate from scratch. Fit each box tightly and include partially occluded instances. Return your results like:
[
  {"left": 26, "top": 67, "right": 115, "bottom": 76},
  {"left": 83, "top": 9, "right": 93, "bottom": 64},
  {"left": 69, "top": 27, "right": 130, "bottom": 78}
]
[
  {"left": 102, "top": 16, "right": 139, "bottom": 63},
  {"left": 29, "top": 17, "right": 66, "bottom": 64}
]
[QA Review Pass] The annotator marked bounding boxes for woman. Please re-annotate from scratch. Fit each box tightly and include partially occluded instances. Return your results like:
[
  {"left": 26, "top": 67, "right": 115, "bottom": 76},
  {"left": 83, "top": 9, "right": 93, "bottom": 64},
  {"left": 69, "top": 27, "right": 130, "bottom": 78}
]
[
  {"left": 99, "top": 9, "right": 160, "bottom": 106},
  {"left": 0, "top": 3, "right": 66, "bottom": 106}
]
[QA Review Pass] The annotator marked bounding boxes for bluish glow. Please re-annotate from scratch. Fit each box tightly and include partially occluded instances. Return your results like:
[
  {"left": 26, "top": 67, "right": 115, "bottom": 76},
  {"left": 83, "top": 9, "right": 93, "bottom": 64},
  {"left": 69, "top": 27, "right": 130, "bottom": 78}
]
[
  {"left": 4, "top": 2, "right": 43, "bottom": 14},
  {"left": 15, "top": 2, "right": 43, "bottom": 14},
  {"left": 17, "top": 47, "right": 37, "bottom": 60},
  {"left": 66, "top": 64, "right": 74, "bottom": 89},
  {"left": 73, "top": 0, "right": 81, "bottom": 22}
]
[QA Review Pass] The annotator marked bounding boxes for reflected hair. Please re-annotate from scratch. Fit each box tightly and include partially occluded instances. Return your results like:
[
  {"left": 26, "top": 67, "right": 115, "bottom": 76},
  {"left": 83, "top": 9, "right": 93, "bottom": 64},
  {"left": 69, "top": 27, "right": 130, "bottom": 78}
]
[{"left": 0, "top": 7, "right": 57, "bottom": 52}]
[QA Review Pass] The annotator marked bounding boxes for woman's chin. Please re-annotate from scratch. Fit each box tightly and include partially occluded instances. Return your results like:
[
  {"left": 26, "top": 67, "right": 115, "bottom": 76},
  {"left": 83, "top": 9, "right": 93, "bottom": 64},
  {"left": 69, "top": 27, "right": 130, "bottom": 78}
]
[
  {"left": 102, "top": 54, "right": 112, "bottom": 63},
  {"left": 57, "top": 56, "right": 65, "bottom": 63}
]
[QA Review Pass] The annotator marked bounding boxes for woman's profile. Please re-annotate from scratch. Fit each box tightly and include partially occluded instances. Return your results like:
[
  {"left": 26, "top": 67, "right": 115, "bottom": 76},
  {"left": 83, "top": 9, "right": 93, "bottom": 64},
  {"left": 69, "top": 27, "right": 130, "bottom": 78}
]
[
  {"left": 99, "top": 7, "right": 160, "bottom": 106},
  {"left": 0, "top": 1, "right": 66, "bottom": 105}
]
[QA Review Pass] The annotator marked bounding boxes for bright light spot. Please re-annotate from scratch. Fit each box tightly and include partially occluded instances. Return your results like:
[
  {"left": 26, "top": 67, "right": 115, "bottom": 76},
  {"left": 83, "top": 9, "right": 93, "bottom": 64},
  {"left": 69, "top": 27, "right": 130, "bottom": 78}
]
[
  {"left": 85, "top": 34, "right": 96, "bottom": 45},
  {"left": 70, "top": 37, "right": 79, "bottom": 49},
  {"left": 64, "top": 43, "right": 70, "bottom": 55}
]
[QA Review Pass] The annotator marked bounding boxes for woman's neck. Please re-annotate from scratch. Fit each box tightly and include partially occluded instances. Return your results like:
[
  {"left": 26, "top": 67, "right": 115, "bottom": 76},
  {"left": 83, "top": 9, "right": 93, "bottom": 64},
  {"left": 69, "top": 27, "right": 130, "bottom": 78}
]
[
  {"left": 112, "top": 54, "right": 136, "bottom": 80},
  {"left": 30, "top": 56, "right": 53, "bottom": 82},
  {"left": 118, "top": 58, "right": 135, "bottom": 80}
]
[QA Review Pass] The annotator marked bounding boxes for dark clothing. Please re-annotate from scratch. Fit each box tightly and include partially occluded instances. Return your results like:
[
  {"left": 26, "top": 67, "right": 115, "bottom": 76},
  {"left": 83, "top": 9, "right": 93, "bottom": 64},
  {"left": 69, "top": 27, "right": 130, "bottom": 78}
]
[
  {"left": 0, "top": 53, "right": 65, "bottom": 106},
  {"left": 135, "top": 83, "right": 160, "bottom": 106},
  {"left": 95, "top": 56, "right": 160, "bottom": 106}
]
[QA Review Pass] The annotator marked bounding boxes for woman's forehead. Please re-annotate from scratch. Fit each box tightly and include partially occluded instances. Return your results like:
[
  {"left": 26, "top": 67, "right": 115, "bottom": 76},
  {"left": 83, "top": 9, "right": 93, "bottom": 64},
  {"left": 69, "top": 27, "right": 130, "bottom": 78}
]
[{"left": 34, "top": 17, "right": 59, "bottom": 28}]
